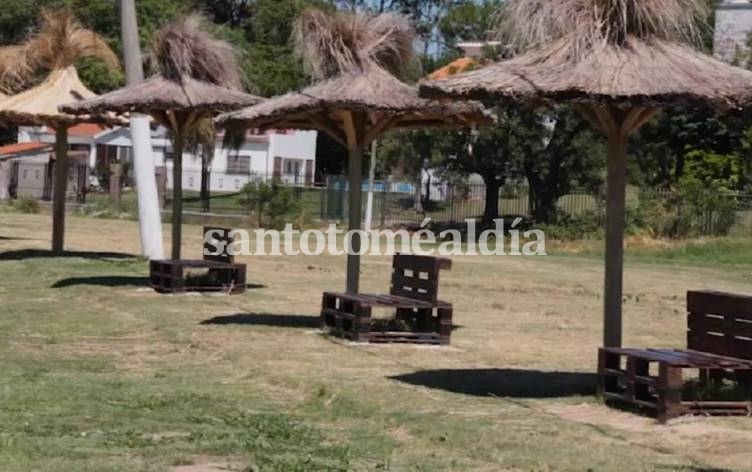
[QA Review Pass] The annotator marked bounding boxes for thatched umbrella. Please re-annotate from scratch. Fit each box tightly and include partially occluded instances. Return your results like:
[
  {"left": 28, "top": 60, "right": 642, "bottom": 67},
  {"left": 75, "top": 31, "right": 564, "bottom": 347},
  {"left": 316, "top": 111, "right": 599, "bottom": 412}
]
[
  {"left": 217, "top": 9, "right": 491, "bottom": 294},
  {"left": 0, "top": 10, "right": 121, "bottom": 253},
  {"left": 420, "top": 0, "right": 752, "bottom": 347},
  {"left": 62, "top": 15, "right": 262, "bottom": 260}
]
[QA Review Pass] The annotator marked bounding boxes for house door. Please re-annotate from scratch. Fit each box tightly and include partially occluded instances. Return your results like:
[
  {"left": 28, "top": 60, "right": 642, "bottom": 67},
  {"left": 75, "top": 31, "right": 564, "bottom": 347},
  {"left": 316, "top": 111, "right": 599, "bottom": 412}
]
[
  {"left": 8, "top": 161, "right": 19, "bottom": 198},
  {"left": 305, "top": 160, "right": 314, "bottom": 186}
]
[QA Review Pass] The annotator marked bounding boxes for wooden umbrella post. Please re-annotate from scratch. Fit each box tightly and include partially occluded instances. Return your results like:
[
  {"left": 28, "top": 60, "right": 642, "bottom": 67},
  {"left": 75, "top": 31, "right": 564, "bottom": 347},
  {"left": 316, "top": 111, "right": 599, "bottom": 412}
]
[
  {"left": 604, "top": 130, "right": 628, "bottom": 347},
  {"left": 342, "top": 111, "right": 366, "bottom": 294},
  {"left": 52, "top": 125, "right": 69, "bottom": 254},
  {"left": 576, "top": 105, "right": 659, "bottom": 348},
  {"left": 171, "top": 136, "right": 184, "bottom": 260},
  {"left": 347, "top": 146, "right": 363, "bottom": 293}
]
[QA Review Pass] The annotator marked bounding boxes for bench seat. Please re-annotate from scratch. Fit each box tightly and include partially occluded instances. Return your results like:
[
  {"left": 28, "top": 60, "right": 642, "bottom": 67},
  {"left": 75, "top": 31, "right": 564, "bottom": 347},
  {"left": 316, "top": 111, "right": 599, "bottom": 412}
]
[
  {"left": 598, "top": 290, "right": 752, "bottom": 422},
  {"left": 321, "top": 254, "right": 453, "bottom": 345}
]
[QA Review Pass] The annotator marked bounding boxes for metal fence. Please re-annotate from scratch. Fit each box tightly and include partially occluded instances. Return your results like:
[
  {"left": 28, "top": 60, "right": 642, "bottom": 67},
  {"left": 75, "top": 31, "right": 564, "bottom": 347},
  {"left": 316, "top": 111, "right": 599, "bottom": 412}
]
[
  {"left": 2, "top": 160, "right": 88, "bottom": 203},
  {"left": 4, "top": 164, "right": 752, "bottom": 238}
]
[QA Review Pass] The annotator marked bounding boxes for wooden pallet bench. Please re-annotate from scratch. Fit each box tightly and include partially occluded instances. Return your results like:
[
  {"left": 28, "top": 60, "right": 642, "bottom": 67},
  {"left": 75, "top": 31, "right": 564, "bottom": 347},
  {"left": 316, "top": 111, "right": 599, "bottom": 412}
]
[
  {"left": 150, "top": 226, "right": 247, "bottom": 295},
  {"left": 321, "top": 254, "right": 453, "bottom": 345},
  {"left": 599, "top": 290, "right": 752, "bottom": 422}
]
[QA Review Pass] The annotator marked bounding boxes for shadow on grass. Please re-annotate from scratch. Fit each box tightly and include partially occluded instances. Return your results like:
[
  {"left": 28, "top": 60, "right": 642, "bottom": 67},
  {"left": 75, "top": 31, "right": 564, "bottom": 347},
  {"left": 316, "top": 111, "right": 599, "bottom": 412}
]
[
  {"left": 390, "top": 368, "right": 596, "bottom": 398},
  {"left": 0, "top": 236, "right": 35, "bottom": 241},
  {"left": 0, "top": 249, "right": 137, "bottom": 261},
  {"left": 52, "top": 276, "right": 150, "bottom": 288},
  {"left": 201, "top": 312, "right": 320, "bottom": 329},
  {"left": 657, "top": 466, "right": 735, "bottom": 472}
]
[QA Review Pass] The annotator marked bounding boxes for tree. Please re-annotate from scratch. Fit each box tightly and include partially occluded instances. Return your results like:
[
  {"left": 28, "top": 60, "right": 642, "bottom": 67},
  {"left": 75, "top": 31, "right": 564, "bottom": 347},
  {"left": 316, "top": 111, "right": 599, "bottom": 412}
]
[
  {"left": 438, "top": 0, "right": 498, "bottom": 49},
  {"left": 523, "top": 108, "right": 605, "bottom": 224},
  {"left": 629, "top": 104, "right": 748, "bottom": 189},
  {"left": 238, "top": 179, "right": 301, "bottom": 228},
  {"left": 436, "top": 106, "right": 540, "bottom": 225}
]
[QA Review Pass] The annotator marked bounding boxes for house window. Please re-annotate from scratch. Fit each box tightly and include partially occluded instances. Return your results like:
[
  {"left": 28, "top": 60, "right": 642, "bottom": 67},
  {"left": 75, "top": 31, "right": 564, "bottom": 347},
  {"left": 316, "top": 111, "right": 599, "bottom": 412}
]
[
  {"left": 235, "top": 179, "right": 240, "bottom": 190},
  {"left": 34, "top": 170, "right": 40, "bottom": 180},
  {"left": 188, "top": 177, "right": 194, "bottom": 187},
  {"left": 227, "top": 152, "right": 250, "bottom": 174},
  {"left": 218, "top": 178, "right": 223, "bottom": 189},
  {"left": 284, "top": 159, "right": 302, "bottom": 176},
  {"left": 22, "top": 169, "right": 27, "bottom": 179}
]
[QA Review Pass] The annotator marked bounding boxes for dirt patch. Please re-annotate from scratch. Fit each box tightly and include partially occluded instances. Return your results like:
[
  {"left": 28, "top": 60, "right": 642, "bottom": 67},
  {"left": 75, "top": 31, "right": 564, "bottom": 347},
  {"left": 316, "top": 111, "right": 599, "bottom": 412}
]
[
  {"left": 171, "top": 459, "right": 241, "bottom": 472},
  {"left": 547, "top": 403, "right": 752, "bottom": 437}
]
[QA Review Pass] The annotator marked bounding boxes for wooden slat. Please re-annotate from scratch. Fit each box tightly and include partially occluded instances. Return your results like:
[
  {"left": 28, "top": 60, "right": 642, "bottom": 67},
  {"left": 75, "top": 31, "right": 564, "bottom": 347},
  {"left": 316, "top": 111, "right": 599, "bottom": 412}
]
[
  {"left": 688, "top": 312, "right": 752, "bottom": 339},
  {"left": 688, "top": 290, "right": 752, "bottom": 319}
]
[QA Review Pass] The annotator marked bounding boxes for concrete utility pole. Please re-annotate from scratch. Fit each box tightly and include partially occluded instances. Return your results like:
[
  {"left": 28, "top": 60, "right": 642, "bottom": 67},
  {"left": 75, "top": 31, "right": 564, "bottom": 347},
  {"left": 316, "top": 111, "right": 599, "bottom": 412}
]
[
  {"left": 120, "top": 0, "right": 165, "bottom": 259},
  {"left": 364, "top": 139, "right": 377, "bottom": 232}
]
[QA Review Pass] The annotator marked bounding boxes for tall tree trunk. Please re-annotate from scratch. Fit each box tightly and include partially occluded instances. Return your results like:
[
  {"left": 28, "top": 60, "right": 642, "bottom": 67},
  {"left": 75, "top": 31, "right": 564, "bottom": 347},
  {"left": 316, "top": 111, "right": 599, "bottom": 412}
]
[
  {"left": 482, "top": 178, "right": 501, "bottom": 227},
  {"left": 533, "top": 188, "right": 558, "bottom": 224},
  {"left": 121, "top": 0, "right": 165, "bottom": 260},
  {"left": 51, "top": 126, "right": 68, "bottom": 253}
]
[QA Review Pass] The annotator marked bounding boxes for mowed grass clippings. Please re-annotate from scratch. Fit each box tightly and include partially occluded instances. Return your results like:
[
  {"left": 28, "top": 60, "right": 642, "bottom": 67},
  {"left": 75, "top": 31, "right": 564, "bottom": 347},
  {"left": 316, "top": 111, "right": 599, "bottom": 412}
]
[{"left": 1, "top": 213, "right": 752, "bottom": 471}]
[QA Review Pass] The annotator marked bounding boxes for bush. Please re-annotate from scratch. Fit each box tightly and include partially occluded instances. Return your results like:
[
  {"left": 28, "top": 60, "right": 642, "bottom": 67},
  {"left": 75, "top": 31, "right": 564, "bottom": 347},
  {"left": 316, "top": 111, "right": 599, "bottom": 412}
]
[
  {"left": 239, "top": 179, "right": 302, "bottom": 229},
  {"left": 631, "top": 180, "right": 738, "bottom": 238},
  {"left": 74, "top": 193, "right": 138, "bottom": 220},
  {"left": 8, "top": 198, "right": 40, "bottom": 214},
  {"left": 540, "top": 209, "right": 605, "bottom": 240}
]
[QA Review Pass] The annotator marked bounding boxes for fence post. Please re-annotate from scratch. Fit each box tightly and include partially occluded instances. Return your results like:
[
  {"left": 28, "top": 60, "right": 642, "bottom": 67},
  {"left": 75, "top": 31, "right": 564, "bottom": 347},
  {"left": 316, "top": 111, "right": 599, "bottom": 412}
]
[
  {"left": 110, "top": 162, "right": 122, "bottom": 207},
  {"left": 0, "top": 162, "right": 9, "bottom": 200},
  {"left": 154, "top": 166, "right": 167, "bottom": 209},
  {"left": 320, "top": 184, "right": 326, "bottom": 222},
  {"left": 380, "top": 178, "right": 388, "bottom": 228}
]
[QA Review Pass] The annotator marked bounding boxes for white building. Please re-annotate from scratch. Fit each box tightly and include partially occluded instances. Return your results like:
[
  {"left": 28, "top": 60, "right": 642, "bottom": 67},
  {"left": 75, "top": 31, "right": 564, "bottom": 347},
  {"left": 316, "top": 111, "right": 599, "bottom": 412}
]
[
  {"left": 16, "top": 124, "right": 318, "bottom": 193},
  {"left": 714, "top": 0, "right": 752, "bottom": 63}
]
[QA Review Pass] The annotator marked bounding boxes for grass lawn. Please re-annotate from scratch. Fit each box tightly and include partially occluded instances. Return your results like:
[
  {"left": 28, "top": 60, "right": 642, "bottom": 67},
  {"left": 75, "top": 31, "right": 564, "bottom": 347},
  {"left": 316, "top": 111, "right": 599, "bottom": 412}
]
[{"left": 2, "top": 213, "right": 752, "bottom": 471}]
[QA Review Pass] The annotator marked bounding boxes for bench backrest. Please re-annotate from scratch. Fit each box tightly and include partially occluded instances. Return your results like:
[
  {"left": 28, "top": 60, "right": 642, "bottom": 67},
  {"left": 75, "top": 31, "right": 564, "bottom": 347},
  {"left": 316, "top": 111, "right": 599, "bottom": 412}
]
[
  {"left": 389, "top": 254, "right": 452, "bottom": 304},
  {"left": 203, "top": 227, "right": 235, "bottom": 264},
  {"left": 687, "top": 290, "right": 752, "bottom": 360}
]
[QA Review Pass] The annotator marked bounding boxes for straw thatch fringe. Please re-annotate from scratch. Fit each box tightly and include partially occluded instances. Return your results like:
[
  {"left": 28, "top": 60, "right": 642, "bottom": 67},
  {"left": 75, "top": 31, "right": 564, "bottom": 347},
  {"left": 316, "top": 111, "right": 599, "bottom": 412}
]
[
  {"left": 496, "top": 0, "right": 709, "bottom": 55},
  {"left": 151, "top": 14, "right": 241, "bottom": 89},
  {"left": 0, "top": 46, "right": 33, "bottom": 92},
  {"left": 293, "top": 8, "right": 415, "bottom": 80},
  {"left": 0, "top": 9, "right": 118, "bottom": 88},
  {"left": 60, "top": 75, "right": 259, "bottom": 116}
]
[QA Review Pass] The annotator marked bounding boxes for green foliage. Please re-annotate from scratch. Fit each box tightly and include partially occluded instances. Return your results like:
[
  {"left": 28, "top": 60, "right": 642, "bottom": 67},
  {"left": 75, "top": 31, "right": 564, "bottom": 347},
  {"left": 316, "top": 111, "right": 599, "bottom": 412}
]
[
  {"left": 631, "top": 180, "right": 738, "bottom": 238},
  {"left": 439, "top": 0, "right": 499, "bottom": 47},
  {"left": 239, "top": 179, "right": 302, "bottom": 229},
  {"left": 540, "top": 210, "right": 605, "bottom": 241},
  {"left": 7, "top": 198, "right": 41, "bottom": 214},
  {"left": 74, "top": 193, "right": 139, "bottom": 220}
]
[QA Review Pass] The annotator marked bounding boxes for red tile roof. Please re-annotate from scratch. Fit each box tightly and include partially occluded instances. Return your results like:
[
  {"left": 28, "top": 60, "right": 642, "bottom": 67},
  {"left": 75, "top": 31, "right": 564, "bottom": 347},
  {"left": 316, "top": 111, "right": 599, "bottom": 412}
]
[
  {"left": 46, "top": 123, "right": 106, "bottom": 137},
  {"left": 0, "top": 141, "right": 51, "bottom": 156},
  {"left": 426, "top": 57, "right": 478, "bottom": 81}
]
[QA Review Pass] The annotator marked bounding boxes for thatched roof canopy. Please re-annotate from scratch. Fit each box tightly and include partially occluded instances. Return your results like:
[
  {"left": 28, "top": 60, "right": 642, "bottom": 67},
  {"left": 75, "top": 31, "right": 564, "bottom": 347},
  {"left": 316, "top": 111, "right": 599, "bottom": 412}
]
[
  {"left": 420, "top": 0, "right": 752, "bottom": 108},
  {"left": 419, "top": 37, "right": 752, "bottom": 108},
  {"left": 417, "top": 0, "right": 752, "bottom": 348},
  {"left": 60, "top": 75, "right": 261, "bottom": 117},
  {"left": 0, "top": 66, "right": 120, "bottom": 127},
  {"left": 217, "top": 66, "right": 491, "bottom": 146}
]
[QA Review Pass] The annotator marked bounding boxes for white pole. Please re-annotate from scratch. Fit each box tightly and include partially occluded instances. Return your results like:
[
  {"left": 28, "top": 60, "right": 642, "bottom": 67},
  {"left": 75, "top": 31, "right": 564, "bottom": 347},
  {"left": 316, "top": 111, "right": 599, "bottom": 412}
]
[
  {"left": 364, "top": 139, "right": 377, "bottom": 232},
  {"left": 121, "top": 0, "right": 164, "bottom": 259}
]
